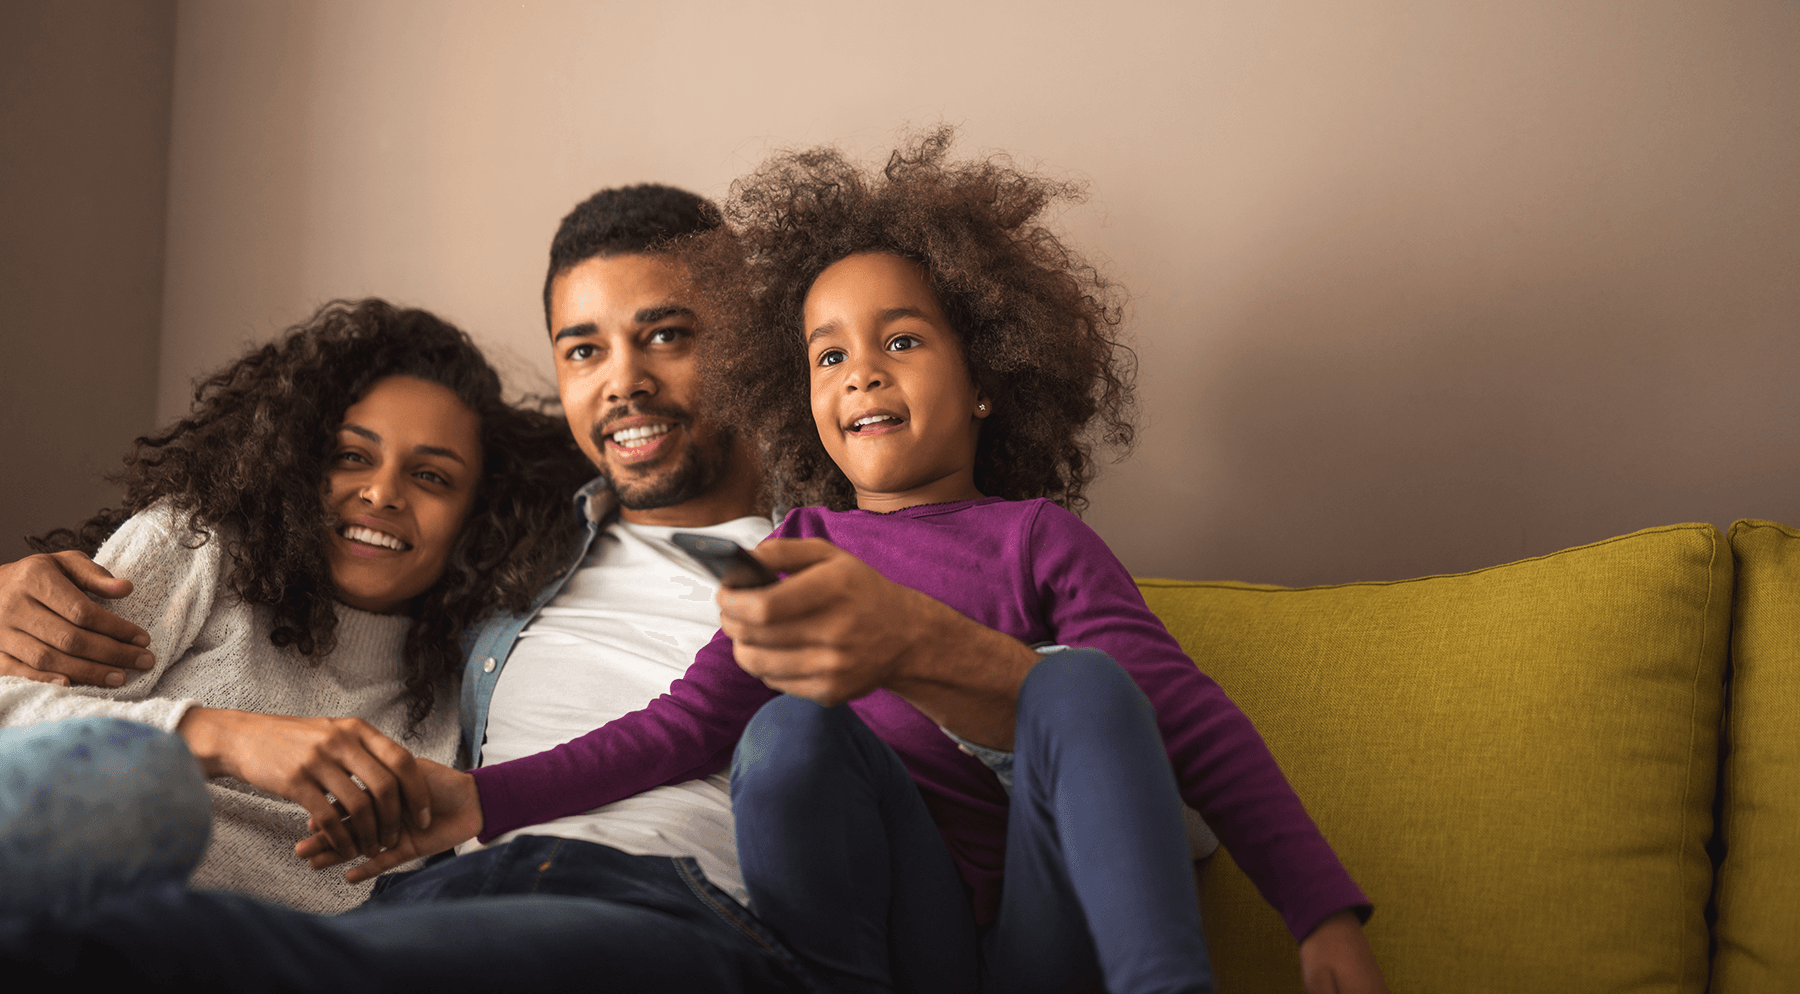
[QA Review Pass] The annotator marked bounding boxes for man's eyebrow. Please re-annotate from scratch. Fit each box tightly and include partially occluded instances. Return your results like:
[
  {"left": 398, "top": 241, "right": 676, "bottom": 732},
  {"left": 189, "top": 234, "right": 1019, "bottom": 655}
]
[
  {"left": 553, "top": 321, "right": 598, "bottom": 343},
  {"left": 635, "top": 304, "right": 696, "bottom": 325}
]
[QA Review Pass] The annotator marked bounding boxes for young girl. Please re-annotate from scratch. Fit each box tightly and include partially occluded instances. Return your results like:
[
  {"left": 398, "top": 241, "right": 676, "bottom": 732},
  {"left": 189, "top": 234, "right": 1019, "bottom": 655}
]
[
  {"left": 324, "top": 136, "right": 1382, "bottom": 993},
  {"left": 0, "top": 298, "right": 591, "bottom": 915}
]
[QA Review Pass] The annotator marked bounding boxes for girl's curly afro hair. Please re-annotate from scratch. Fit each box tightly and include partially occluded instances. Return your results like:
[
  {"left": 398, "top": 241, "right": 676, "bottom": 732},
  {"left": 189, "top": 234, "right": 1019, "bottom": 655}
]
[
  {"left": 690, "top": 127, "right": 1136, "bottom": 514},
  {"left": 33, "top": 299, "right": 594, "bottom": 735}
]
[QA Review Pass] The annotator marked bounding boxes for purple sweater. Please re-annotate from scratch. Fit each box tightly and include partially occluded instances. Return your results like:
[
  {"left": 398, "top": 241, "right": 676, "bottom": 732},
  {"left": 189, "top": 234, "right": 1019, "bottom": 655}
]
[{"left": 472, "top": 497, "right": 1368, "bottom": 938}]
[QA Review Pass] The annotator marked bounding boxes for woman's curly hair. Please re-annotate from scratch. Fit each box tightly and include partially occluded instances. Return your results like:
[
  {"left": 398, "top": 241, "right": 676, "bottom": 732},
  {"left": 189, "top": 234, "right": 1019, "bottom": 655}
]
[
  {"left": 690, "top": 127, "right": 1135, "bottom": 513},
  {"left": 31, "top": 299, "right": 594, "bottom": 735}
]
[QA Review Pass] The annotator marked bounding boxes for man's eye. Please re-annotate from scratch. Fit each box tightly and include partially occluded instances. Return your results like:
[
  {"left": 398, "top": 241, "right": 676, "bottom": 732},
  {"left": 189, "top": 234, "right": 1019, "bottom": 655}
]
[
  {"left": 887, "top": 335, "right": 921, "bottom": 352},
  {"left": 567, "top": 344, "right": 597, "bottom": 361},
  {"left": 817, "top": 350, "right": 845, "bottom": 367},
  {"left": 649, "top": 327, "right": 688, "bottom": 345}
]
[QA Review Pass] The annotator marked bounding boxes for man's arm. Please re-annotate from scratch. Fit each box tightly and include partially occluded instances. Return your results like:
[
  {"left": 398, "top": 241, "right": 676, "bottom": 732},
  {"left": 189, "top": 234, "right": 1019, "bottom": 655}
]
[
  {"left": 0, "top": 552, "right": 154, "bottom": 686},
  {"left": 715, "top": 538, "right": 1039, "bottom": 749}
]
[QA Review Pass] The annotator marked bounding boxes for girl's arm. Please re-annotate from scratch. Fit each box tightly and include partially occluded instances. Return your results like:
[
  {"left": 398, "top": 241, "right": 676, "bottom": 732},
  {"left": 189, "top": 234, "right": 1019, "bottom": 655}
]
[
  {"left": 1024, "top": 501, "right": 1371, "bottom": 946},
  {"left": 304, "top": 630, "right": 777, "bottom": 878}
]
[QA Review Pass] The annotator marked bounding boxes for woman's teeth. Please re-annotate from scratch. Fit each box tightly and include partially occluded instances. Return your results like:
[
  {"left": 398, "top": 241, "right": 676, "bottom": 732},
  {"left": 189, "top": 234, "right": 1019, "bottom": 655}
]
[
  {"left": 341, "top": 525, "right": 408, "bottom": 551},
  {"left": 610, "top": 423, "right": 674, "bottom": 448}
]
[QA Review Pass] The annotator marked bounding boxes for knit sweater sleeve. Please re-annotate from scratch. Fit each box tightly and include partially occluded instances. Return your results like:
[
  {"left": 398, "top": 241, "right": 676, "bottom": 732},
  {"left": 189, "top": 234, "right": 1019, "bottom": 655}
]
[
  {"left": 1023, "top": 501, "right": 1370, "bottom": 942},
  {"left": 469, "top": 627, "right": 778, "bottom": 841},
  {"left": 0, "top": 502, "right": 220, "bottom": 733}
]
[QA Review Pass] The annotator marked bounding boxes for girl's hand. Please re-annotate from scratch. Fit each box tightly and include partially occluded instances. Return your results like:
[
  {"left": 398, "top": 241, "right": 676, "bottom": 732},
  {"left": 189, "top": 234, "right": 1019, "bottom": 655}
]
[
  {"left": 1298, "top": 910, "right": 1388, "bottom": 994},
  {"left": 177, "top": 707, "right": 431, "bottom": 859},
  {"left": 294, "top": 757, "right": 483, "bottom": 881}
]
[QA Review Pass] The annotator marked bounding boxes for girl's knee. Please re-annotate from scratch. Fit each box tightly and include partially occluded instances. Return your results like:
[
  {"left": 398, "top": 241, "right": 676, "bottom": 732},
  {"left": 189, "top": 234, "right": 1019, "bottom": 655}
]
[{"left": 1018, "top": 650, "right": 1156, "bottom": 738}]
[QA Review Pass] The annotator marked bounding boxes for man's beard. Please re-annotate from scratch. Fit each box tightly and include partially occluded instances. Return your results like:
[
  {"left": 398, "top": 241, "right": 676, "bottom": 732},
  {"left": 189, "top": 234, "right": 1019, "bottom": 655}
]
[{"left": 592, "top": 411, "right": 737, "bottom": 511}]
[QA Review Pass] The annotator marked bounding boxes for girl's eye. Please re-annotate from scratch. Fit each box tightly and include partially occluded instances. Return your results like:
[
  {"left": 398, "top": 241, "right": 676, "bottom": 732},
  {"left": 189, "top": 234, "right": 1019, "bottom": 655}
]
[
  {"left": 817, "top": 349, "right": 845, "bottom": 367},
  {"left": 887, "top": 335, "right": 921, "bottom": 352}
]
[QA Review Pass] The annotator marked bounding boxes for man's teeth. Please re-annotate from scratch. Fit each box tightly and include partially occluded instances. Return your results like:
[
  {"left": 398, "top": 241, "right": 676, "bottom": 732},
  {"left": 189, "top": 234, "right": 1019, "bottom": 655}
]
[
  {"left": 341, "top": 526, "right": 407, "bottom": 551},
  {"left": 610, "top": 423, "right": 675, "bottom": 448}
]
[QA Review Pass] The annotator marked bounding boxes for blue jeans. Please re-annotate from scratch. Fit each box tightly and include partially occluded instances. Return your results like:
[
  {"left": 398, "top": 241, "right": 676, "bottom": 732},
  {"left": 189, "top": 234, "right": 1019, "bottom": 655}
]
[
  {"left": 0, "top": 727, "right": 811, "bottom": 992},
  {"left": 0, "top": 854, "right": 809, "bottom": 992},
  {"left": 0, "top": 717, "right": 212, "bottom": 917},
  {"left": 730, "top": 649, "right": 1213, "bottom": 994}
]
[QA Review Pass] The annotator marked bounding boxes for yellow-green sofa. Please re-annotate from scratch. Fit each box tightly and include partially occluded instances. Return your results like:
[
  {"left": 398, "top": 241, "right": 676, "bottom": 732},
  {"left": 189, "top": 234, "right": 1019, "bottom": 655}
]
[{"left": 1137, "top": 519, "right": 1800, "bottom": 994}]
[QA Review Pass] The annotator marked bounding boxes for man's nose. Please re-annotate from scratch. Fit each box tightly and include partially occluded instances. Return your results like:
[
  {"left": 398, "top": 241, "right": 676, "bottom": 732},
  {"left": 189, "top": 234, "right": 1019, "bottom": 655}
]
[{"left": 604, "top": 351, "right": 656, "bottom": 402}]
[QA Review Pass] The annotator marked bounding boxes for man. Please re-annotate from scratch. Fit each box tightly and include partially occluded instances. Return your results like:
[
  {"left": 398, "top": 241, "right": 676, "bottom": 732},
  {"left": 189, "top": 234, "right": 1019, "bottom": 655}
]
[{"left": 0, "top": 185, "right": 1383, "bottom": 993}]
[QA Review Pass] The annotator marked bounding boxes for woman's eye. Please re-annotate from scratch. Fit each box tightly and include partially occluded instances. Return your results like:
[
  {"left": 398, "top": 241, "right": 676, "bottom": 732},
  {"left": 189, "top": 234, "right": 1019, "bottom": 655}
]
[
  {"left": 416, "top": 470, "right": 450, "bottom": 487},
  {"left": 333, "top": 450, "right": 368, "bottom": 465},
  {"left": 818, "top": 349, "right": 845, "bottom": 367},
  {"left": 887, "top": 335, "right": 921, "bottom": 352}
]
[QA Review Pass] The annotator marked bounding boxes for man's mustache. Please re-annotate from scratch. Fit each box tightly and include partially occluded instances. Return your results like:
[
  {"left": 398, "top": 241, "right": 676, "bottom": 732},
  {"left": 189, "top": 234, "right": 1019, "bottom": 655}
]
[{"left": 588, "top": 403, "right": 694, "bottom": 449}]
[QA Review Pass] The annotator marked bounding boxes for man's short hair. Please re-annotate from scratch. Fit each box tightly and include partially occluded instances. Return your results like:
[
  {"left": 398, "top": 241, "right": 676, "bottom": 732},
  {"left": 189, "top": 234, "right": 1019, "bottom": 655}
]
[{"left": 542, "top": 184, "right": 720, "bottom": 329}]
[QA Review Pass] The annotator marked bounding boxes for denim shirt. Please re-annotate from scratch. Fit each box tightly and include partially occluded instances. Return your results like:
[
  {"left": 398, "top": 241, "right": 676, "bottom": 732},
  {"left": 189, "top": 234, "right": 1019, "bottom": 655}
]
[{"left": 458, "top": 476, "right": 613, "bottom": 767}]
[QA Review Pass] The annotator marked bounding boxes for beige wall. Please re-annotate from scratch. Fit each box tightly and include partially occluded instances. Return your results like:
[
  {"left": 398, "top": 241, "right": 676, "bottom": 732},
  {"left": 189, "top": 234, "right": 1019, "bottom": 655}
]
[
  {"left": 13, "top": 1, "right": 1800, "bottom": 584},
  {"left": 0, "top": 0, "right": 176, "bottom": 557}
]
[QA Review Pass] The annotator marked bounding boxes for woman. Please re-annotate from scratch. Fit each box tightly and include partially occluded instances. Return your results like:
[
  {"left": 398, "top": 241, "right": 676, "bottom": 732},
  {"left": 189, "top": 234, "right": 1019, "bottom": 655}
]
[{"left": 0, "top": 298, "right": 591, "bottom": 914}]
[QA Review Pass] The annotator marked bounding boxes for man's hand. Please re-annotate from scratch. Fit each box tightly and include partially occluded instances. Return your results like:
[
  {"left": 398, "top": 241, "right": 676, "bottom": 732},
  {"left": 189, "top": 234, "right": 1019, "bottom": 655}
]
[
  {"left": 1298, "top": 910, "right": 1388, "bottom": 994},
  {"left": 178, "top": 708, "right": 432, "bottom": 859},
  {"left": 0, "top": 552, "right": 153, "bottom": 687},
  {"left": 295, "top": 758, "right": 482, "bottom": 882},
  {"left": 716, "top": 538, "right": 1039, "bottom": 749}
]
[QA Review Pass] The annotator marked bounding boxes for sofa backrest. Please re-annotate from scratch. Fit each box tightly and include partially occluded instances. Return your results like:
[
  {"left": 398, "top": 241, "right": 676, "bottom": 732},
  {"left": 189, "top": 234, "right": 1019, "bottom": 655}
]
[
  {"left": 1712, "top": 520, "right": 1800, "bottom": 994},
  {"left": 1139, "top": 522, "right": 1731, "bottom": 994}
]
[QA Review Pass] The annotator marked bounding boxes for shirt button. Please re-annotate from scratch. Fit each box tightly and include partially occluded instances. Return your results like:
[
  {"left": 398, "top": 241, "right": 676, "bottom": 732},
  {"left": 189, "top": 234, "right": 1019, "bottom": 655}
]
[{"left": 483, "top": 657, "right": 496, "bottom": 673}]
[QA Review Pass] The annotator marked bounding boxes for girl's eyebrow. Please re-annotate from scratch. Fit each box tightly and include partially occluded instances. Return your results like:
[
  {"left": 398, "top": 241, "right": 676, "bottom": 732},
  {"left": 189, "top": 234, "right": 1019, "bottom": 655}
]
[{"left": 807, "top": 307, "right": 932, "bottom": 345}]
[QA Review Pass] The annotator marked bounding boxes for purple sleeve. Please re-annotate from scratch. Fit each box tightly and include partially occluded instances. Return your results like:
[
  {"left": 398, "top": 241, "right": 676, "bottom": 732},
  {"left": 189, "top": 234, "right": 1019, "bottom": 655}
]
[
  {"left": 1025, "top": 502, "right": 1370, "bottom": 941},
  {"left": 469, "top": 630, "right": 777, "bottom": 841}
]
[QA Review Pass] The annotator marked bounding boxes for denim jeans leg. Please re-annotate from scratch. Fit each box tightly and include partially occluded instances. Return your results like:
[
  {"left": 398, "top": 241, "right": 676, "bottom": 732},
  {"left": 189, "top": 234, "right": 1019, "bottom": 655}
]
[
  {"left": 0, "top": 844, "right": 810, "bottom": 993},
  {"left": 0, "top": 717, "right": 211, "bottom": 916},
  {"left": 983, "top": 649, "right": 1213, "bottom": 994},
  {"left": 732, "top": 695, "right": 980, "bottom": 994}
]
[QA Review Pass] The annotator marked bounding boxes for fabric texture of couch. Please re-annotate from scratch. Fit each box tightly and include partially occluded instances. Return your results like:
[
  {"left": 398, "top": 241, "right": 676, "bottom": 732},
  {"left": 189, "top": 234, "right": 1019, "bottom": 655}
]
[{"left": 1137, "top": 519, "right": 1793, "bottom": 993}]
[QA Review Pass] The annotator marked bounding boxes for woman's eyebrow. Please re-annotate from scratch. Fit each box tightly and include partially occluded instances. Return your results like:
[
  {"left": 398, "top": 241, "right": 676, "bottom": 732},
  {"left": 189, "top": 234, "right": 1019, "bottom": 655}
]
[
  {"left": 340, "top": 424, "right": 380, "bottom": 443},
  {"left": 412, "top": 445, "right": 466, "bottom": 465}
]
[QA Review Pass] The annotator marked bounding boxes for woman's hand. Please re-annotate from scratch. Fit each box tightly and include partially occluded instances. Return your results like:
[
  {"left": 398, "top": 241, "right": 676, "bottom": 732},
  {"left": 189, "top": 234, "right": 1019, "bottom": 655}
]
[
  {"left": 1298, "top": 910, "right": 1389, "bottom": 994},
  {"left": 177, "top": 707, "right": 431, "bottom": 859},
  {"left": 294, "top": 757, "right": 483, "bottom": 881}
]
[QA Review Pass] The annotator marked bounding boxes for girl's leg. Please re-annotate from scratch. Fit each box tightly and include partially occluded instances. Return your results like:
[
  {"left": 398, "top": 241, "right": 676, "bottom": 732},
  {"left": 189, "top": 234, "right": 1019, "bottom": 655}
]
[
  {"left": 731, "top": 695, "right": 980, "bottom": 994},
  {"left": 984, "top": 649, "right": 1212, "bottom": 994},
  {"left": 0, "top": 717, "right": 212, "bottom": 916}
]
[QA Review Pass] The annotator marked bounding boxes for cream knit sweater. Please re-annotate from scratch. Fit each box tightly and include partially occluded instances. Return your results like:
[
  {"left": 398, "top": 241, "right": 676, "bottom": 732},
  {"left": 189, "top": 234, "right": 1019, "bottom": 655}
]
[{"left": 0, "top": 501, "right": 458, "bottom": 913}]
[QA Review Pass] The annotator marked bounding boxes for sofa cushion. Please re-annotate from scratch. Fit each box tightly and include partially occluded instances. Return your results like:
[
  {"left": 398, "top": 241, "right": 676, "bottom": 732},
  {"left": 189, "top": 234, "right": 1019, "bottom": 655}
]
[
  {"left": 1712, "top": 520, "right": 1800, "bottom": 994},
  {"left": 1138, "top": 523, "right": 1730, "bottom": 994}
]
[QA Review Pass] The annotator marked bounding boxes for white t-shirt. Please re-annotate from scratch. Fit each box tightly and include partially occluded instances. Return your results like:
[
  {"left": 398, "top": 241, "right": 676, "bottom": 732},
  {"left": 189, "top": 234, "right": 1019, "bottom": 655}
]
[{"left": 469, "top": 514, "right": 773, "bottom": 900}]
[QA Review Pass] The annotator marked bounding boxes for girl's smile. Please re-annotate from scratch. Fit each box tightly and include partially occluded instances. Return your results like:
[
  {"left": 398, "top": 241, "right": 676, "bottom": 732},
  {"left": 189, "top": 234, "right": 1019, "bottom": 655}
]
[
  {"left": 324, "top": 375, "right": 483, "bottom": 613},
  {"left": 804, "top": 252, "right": 991, "bottom": 513}
]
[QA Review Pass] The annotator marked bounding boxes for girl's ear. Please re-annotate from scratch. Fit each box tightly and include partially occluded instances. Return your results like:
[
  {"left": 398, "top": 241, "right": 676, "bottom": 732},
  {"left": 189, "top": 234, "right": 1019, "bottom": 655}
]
[{"left": 974, "top": 395, "right": 993, "bottom": 419}]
